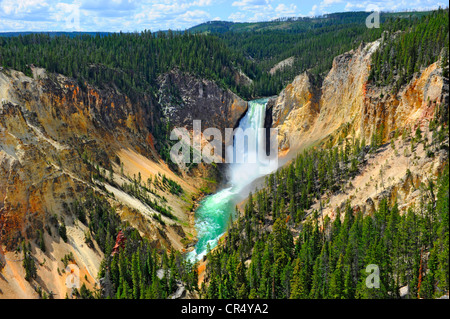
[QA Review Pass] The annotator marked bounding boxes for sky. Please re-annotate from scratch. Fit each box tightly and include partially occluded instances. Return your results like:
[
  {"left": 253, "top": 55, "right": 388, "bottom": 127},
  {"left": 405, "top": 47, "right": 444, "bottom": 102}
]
[{"left": 0, "top": 0, "right": 448, "bottom": 32}]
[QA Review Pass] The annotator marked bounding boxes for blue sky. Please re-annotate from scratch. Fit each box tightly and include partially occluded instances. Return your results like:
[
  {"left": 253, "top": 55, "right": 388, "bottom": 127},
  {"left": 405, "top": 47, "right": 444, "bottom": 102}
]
[{"left": 0, "top": 0, "right": 448, "bottom": 32}]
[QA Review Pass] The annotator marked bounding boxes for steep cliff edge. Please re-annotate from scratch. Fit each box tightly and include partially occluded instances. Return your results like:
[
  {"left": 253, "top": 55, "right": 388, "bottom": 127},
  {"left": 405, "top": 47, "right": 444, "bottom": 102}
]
[
  {"left": 158, "top": 69, "right": 247, "bottom": 144},
  {"left": 268, "top": 39, "right": 448, "bottom": 219},
  {"left": 0, "top": 67, "right": 247, "bottom": 298},
  {"left": 267, "top": 70, "right": 321, "bottom": 156},
  {"left": 270, "top": 40, "right": 448, "bottom": 156}
]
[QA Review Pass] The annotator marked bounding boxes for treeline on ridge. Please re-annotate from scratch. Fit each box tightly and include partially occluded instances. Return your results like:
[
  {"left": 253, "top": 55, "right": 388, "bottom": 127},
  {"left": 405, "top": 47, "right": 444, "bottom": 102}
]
[{"left": 1, "top": 10, "right": 447, "bottom": 100}]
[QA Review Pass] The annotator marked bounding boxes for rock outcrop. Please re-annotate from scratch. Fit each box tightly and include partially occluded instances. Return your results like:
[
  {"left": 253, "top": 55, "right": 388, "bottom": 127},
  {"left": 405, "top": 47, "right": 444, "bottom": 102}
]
[
  {"left": 270, "top": 40, "right": 448, "bottom": 156},
  {"left": 0, "top": 68, "right": 156, "bottom": 247},
  {"left": 266, "top": 70, "right": 321, "bottom": 155},
  {"left": 268, "top": 39, "right": 449, "bottom": 223},
  {"left": 0, "top": 66, "right": 248, "bottom": 298},
  {"left": 158, "top": 69, "right": 247, "bottom": 135}
]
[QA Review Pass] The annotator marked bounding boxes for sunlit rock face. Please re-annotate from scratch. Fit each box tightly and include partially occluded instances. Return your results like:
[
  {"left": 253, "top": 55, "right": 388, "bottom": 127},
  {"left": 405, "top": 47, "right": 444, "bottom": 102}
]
[
  {"left": 0, "top": 64, "right": 247, "bottom": 256},
  {"left": 1, "top": 66, "right": 235, "bottom": 297},
  {"left": 270, "top": 40, "right": 447, "bottom": 156},
  {"left": 0, "top": 67, "right": 231, "bottom": 252},
  {"left": 266, "top": 71, "right": 321, "bottom": 155},
  {"left": 266, "top": 39, "right": 448, "bottom": 226}
]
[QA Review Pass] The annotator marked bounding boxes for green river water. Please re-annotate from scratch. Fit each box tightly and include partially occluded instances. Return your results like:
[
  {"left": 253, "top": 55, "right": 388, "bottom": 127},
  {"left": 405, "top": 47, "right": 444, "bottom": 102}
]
[{"left": 187, "top": 98, "right": 275, "bottom": 261}]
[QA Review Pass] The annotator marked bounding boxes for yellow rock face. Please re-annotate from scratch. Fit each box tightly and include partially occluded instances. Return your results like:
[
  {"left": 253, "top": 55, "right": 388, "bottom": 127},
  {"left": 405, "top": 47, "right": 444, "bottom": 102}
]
[
  {"left": 267, "top": 40, "right": 448, "bottom": 231},
  {"left": 270, "top": 71, "right": 320, "bottom": 153},
  {"left": 272, "top": 40, "right": 446, "bottom": 157},
  {"left": 0, "top": 68, "right": 206, "bottom": 297}
]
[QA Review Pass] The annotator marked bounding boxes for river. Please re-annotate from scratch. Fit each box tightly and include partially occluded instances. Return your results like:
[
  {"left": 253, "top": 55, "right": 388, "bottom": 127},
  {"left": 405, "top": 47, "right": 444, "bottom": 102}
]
[{"left": 187, "top": 98, "right": 277, "bottom": 262}]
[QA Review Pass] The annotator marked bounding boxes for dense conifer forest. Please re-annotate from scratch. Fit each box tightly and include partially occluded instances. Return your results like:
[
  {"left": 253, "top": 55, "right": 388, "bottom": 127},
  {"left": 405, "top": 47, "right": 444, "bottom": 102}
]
[
  {"left": 369, "top": 9, "right": 449, "bottom": 91},
  {"left": 201, "top": 122, "right": 449, "bottom": 299},
  {"left": 52, "top": 116, "right": 447, "bottom": 299},
  {"left": 1, "top": 10, "right": 447, "bottom": 99},
  {"left": 2, "top": 9, "right": 448, "bottom": 300},
  {"left": 39, "top": 190, "right": 198, "bottom": 299}
]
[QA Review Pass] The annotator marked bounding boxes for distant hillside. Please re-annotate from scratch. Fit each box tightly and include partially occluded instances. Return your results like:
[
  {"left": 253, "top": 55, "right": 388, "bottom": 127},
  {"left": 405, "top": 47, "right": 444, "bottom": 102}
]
[
  {"left": 0, "top": 10, "right": 444, "bottom": 100},
  {"left": 0, "top": 31, "right": 112, "bottom": 38},
  {"left": 187, "top": 11, "right": 441, "bottom": 97},
  {"left": 188, "top": 11, "right": 431, "bottom": 34}
]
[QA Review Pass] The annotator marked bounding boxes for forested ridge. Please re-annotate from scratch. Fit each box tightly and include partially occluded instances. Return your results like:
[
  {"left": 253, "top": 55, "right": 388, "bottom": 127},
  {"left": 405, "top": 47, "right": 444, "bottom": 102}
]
[
  {"left": 201, "top": 10, "right": 448, "bottom": 96},
  {"left": 0, "top": 30, "right": 255, "bottom": 99},
  {"left": 1, "top": 10, "right": 447, "bottom": 99},
  {"left": 369, "top": 8, "right": 449, "bottom": 91},
  {"left": 201, "top": 121, "right": 449, "bottom": 299},
  {"left": 2, "top": 9, "right": 448, "bottom": 300}
]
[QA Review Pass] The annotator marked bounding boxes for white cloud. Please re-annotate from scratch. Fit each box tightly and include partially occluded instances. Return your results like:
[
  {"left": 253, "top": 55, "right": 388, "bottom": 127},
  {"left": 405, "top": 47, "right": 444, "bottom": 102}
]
[
  {"left": 342, "top": 0, "right": 446, "bottom": 12},
  {"left": 309, "top": 4, "right": 318, "bottom": 15},
  {"left": 322, "top": 0, "right": 343, "bottom": 6},
  {"left": 1, "top": 0, "right": 48, "bottom": 15},
  {"left": 232, "top": 0, "right": 269, "bottom": 7},
  {"left": 229, "top": 0, "right": 295, "bottom": 22},
  {"left": 0, "top": 0, "right": 217, "bottom": 31},
  {"left": 179, "top": 9, "right": 210, "bottom": 21},
  {"left": 313, "top": 0, "right": 343, "bottom": 15},
  {"left": 192, "top": 0, "right": 212, "bottom": 6},
  {"left": 304, "top": 0, "right": 448, "bottom": 17},
  {"left": 80, "top": 0, "right": 137, "bottom": 11},
  {"left": 274, "top": 3, "right": 297, "bottom": 16},
  {"left": 0, "top": 0, "right": 448, "bottom": 32},
  {"left": 228, "top": 11, "right": 247, "bottom": 21},
  {"left": 52, "top": 2, "right": 81, "bottom": 29}
]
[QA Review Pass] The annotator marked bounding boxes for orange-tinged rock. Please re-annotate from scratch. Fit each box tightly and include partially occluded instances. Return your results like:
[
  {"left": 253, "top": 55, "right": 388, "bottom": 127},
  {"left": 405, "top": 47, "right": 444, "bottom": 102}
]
[{"left": 270, "top": 40, "right": 446, "bottom": 157}]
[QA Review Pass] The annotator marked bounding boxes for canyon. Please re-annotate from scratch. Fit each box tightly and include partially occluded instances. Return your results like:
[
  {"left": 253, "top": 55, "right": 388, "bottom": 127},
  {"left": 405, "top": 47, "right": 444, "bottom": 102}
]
[
  {"left": 0, "top": 36, "right": 448, "bottom": 298},
  {"left": 266, "top": 40, "right": 448, "bottom": 220},
  {"left": 0, "top": 66, "right": 247, "bottom": 298}
]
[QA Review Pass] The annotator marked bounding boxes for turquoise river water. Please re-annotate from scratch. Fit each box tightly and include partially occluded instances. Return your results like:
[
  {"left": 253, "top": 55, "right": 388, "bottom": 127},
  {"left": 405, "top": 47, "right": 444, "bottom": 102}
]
[{"left": 187, "top": 98, "right": 277, "bottom": 262}]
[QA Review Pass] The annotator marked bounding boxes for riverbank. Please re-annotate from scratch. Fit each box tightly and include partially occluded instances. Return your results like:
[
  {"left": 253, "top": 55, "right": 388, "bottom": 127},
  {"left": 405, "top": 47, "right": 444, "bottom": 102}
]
[{"left": 185, "top": 98, "right": 273, "bottom": 263}]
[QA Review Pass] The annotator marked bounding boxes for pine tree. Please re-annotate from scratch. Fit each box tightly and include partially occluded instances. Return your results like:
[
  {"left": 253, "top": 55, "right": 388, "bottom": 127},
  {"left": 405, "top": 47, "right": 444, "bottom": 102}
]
[
  {"left": 329, "top": 254, "right": 344, "bottom": 299},
  {"left": 22, "top": 241, "right": 37, "bottom": 282}
]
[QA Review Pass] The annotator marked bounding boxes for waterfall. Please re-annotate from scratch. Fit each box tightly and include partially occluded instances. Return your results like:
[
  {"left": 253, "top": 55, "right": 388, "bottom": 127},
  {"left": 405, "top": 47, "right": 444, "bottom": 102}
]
[{"left": 187, "top": 98, "right": 277, "bottom": 262}]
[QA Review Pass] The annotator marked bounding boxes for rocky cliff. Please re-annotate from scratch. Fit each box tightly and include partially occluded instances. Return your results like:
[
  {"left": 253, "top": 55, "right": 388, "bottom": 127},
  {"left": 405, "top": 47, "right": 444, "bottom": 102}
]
[
  {"left": 158, "top": 69, "right": 247, "bottom": 140},
  {"left": 0, "top": 67, "right": 153, "bottom": 243},
  {"left": 268, "top": 39, "right": 449, "bottom": 220},
  {"left": 269, "top": 40, "right": 448, "bottom": 157},
  {"left": 0, "top": 66, "right": 247, "bottom": 298},
  {"left": 267, "top": 70, "right": 321, "bottom": 156}
]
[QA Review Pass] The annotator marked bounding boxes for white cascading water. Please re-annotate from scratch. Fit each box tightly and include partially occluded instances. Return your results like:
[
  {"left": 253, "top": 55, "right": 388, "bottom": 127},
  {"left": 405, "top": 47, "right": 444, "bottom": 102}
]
[{"left": 186, "top": 98, "right": 277, "bottom": 262}]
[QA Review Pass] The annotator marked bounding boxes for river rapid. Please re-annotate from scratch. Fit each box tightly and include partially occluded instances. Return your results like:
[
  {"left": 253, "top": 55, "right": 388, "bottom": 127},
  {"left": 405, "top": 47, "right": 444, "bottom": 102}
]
[{"left": 187, "top": 98, "right": 277, "bottom": 262}]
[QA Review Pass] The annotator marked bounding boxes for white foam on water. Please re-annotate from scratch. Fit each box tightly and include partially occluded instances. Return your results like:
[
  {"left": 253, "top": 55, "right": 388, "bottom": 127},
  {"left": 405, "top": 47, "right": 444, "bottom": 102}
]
[{"left": 187, "top": 98, "right": 277, "bottom": 262}]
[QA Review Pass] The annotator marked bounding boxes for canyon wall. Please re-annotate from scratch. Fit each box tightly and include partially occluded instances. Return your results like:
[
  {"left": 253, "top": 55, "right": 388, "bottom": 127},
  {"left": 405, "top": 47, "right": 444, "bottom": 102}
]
[
  {"left": 268, "top": 40, "right": 448, "bottom": 220},
  {"left": 0, "top": 67, "right": 247, "bottom": 298},
  {"left": 270, "top": 40, "right": 448, "bottom": 156},
  {"left": 158, "top": 69, "right": 247, "bottom": 142}
]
